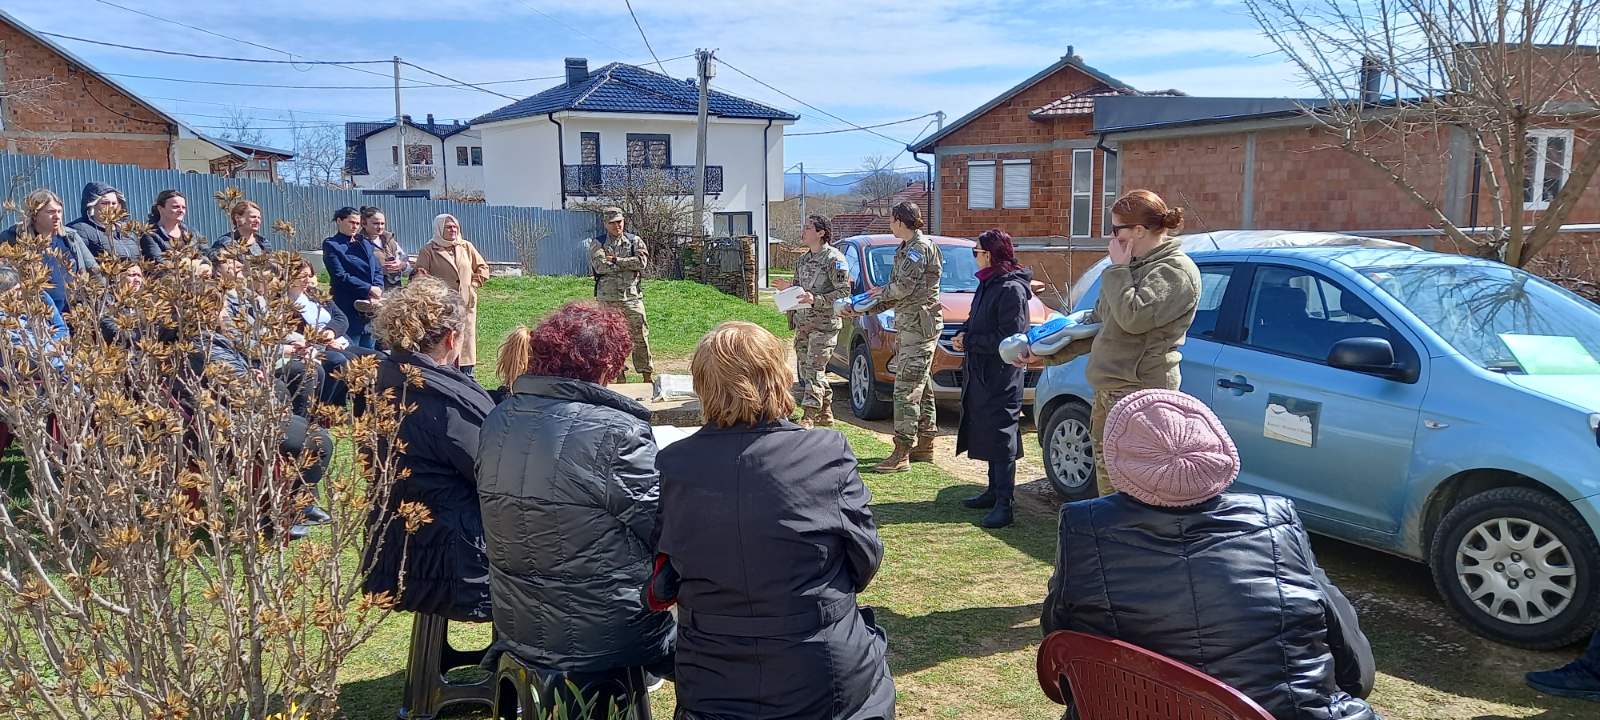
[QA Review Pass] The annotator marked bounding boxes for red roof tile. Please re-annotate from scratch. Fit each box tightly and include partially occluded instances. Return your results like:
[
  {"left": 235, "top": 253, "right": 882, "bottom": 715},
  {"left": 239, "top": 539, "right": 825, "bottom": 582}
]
[
  {"left": 1031, "top": 85, "right": 1185, "bottom": 119},
  {"left": 831, "top": 212, "right": 889, "bottom": 239}
]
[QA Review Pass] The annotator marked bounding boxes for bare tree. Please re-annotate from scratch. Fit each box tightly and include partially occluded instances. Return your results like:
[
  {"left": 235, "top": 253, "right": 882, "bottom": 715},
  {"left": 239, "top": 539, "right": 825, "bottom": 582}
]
[
  {"left": 0, "top": 41, "right": 67, "bottom": 155},
  {"left": 853, "top": 153, "right": 910, "bottom": 205},
  {"left": 1245, "top": 0, "right": 1600, "bottom": 266},
  {"left": 217, "top": 106, "right": 269, "bottom": 148},
  {"left": 284, "top": 119, "right": 350, "bottom": 189},
  {"left": 573, "top": 172, "right": 717, "bottom": 278}
]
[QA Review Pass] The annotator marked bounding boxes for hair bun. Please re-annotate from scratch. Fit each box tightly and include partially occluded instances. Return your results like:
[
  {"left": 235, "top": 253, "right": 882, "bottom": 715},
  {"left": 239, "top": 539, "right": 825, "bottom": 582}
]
[{"left": 1162, "top": 207, "right": 1186, "bottom": 230}]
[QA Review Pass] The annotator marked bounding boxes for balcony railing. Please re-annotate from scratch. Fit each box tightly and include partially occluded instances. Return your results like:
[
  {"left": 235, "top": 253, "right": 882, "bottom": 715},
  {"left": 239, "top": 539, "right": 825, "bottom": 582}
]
[{"left": 563, "top": 164, "right": 723, "bottom": 196}]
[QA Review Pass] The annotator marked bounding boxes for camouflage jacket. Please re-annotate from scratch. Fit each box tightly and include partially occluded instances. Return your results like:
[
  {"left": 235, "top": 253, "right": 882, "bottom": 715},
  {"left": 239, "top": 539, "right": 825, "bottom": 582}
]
[
  {"left": 590, "top": 231, "right": 648, "bottom": 302},
  {"left": 793, "top": 244, "right": 852, "bottom": 321},
  {"left": 876, "top": 230, "right": 944, "bottom": 338}
]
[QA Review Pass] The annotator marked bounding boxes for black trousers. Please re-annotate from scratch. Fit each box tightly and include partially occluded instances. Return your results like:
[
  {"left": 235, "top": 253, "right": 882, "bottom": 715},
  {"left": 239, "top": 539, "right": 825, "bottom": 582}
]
[{"left": 988, "top": 458, "right": 1016, "bottom": 502}]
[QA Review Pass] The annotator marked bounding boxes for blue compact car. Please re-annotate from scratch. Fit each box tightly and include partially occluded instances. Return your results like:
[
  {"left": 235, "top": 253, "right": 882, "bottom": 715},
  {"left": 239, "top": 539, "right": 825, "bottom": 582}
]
[{"left": 1034, "top": 231, "right": 1600, "bottom": 650}]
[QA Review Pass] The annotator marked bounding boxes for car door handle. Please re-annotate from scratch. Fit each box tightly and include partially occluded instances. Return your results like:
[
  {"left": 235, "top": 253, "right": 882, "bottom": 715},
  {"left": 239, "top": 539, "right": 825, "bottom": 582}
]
[{"left": 1217, "top": 378, "right": 1255, "bottom": 393}]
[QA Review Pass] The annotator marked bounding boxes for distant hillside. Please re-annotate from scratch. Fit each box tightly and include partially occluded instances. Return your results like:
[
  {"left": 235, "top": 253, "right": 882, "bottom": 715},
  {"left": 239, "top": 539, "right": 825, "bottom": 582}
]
[{"left": 784, "top": 171, "right": 920, "bottom": 196}]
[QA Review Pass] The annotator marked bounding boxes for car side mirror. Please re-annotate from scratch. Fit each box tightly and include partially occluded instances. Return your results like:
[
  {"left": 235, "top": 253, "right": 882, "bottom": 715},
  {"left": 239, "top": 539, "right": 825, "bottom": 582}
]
[{"left": 1328, "top": 337, "right": 1413, "bottom": 381}]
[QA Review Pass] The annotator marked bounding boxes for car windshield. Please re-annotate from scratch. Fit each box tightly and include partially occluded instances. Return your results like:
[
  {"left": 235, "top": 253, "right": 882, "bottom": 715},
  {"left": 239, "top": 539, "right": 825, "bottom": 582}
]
[
  {"left": 866, "top": 244, "right": 980, "bottom": 292},
  {"left": 1362, "top": 263, "right": 1600, "bottom": 374}
]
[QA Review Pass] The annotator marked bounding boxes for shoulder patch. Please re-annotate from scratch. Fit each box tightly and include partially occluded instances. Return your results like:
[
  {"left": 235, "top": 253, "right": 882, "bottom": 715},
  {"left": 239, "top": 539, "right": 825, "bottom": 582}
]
[
  {"left": 907, "top": 250, "right": 922, "bottom": 263},
  {"left": 834, "top": 258, "right": 848, "bottom": 272}
]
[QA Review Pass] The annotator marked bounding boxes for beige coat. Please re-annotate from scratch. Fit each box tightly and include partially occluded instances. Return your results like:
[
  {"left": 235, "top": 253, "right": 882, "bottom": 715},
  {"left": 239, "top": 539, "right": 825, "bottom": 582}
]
[{"left": 415, "top": 239, "right": 490, "bottom": 367}]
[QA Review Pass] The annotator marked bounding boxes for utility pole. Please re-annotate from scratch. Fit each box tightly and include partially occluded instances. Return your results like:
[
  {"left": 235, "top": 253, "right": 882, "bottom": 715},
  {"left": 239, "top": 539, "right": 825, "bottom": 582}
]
[
  {"left": 798, "top": 161, "right": 806, "bottom": 224},
  {"left": 692, "top": 49, "right": 713, "bottom": 240},
  {"left": 394, "top": 56, "right": 408, "bottom": 190}
]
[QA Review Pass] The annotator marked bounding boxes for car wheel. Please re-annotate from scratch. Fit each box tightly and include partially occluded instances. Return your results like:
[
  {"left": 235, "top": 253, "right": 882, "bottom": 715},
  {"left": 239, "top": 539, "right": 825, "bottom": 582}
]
[
  {"left": 1042, "top": 402, "right": 1097, "bottom": 501},
  {"left": 850, "top": 343, "right": 891, "bottom": 421},
  {"left": 1429, "top": 486, "right": 1600, "bottom": 649}
]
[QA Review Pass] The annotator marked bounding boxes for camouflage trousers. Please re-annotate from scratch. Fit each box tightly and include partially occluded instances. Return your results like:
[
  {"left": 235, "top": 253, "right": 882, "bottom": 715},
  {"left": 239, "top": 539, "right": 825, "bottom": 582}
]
[
  {"left": 1089, "top": 389, "right": 1132, "bottom": 497},
  {"left": 892, "top": 333, "right": 937, "bottom": 443},
  {"left": 792, "top": 317, "right": 840, "bottom": 409},
  {"left": 602, "top": 298, "right": 653, "bottom": 376}
]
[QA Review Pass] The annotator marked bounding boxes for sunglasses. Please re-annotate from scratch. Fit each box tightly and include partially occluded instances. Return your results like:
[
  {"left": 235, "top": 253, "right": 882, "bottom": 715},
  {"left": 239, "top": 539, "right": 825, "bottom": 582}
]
[
  {"left": 971, "top": 248, "right": 989, "bottom": 256},
  {"left": 1110, "top": 223, "right": 1142, "bottom": 234}
]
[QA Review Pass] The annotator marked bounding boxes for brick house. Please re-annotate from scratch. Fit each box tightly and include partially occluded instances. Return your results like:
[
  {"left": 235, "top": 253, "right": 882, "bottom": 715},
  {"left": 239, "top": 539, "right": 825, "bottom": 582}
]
[
  {"left": 0, "top": 8, "right": 233, "bottom": 169},
  {"left": 908, "top": 49, "right": 1181, "bottom": 246},
  {"left": 828, "top": 181, "right": 932, "bottom": 238},
  {"left": 1094, "top": 92, "right": 1600, "bottom": 272},
  {"left": 208, "top": 139, "right": 294, "bottom": 183}
]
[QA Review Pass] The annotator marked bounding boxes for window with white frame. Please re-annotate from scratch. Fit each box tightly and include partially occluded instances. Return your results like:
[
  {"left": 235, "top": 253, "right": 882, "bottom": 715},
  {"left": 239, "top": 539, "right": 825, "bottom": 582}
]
[
  {"left": 1002, "top": 160, "right": 1031, "bottom": 209},
  {"left": 1101, "top": 151, "right": 1120, "bottom": 236},
  {"left": 1070, "top": 149, "right": 1094, "bottom": 238},
  {"left": 968, "top": 160, "right": 996, "bottom": 209},
  {"left": 1525, "top": 129, "right": 1573, "bottom": 210}
]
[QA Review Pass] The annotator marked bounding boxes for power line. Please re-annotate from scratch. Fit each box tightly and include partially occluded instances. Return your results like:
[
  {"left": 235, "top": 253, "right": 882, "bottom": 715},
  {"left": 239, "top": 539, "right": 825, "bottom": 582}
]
[
  {"left": 146, "top": 96, "right": 380, "bottom": 120},
  {"left": 717, "top": 58, "right": 915, "bottom": 146},
  {"left": 622, "top": 0, "right": 669, "bottom": 76},
  {"left": 399, "top": 61, "right": 521, "bottom": 101},
  {"left": 39, "top": 32, "right": 389, "bottom": 65},
  {"left": 102, "top": 71, "right": 559, "bottom": 90},
  {"left": 511, "top": 0, "right": 633, "bottom": 58},
  {"left": 787, "top": 113, "right": 939, "bottom": 136}
]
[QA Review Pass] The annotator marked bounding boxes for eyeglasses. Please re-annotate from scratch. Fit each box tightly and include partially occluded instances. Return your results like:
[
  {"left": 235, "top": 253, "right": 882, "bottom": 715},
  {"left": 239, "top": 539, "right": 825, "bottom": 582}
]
[
  {"left": 1110, "top": 223, "right": 1142, "bottom": 234},
  {"left": 971, "top": 248, "right": 989, "bottom": 256}
]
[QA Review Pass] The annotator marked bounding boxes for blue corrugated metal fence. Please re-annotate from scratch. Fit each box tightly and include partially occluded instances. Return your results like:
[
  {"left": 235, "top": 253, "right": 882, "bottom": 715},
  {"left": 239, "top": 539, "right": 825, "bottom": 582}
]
[{"left": 0, "top": 153, "right": 599, "bottom": 275}]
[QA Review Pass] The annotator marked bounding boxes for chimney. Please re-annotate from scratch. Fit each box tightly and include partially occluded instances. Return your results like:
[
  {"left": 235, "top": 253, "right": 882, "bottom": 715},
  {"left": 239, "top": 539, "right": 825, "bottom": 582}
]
[
  {"left": 1359, "top": 56, "right": 1382, "bottom": 103},
  {"left": 426, "top": 113, "right": 435, "bottom": 125},
  {"left": 401, "top": 114, "right": 412, "bottom": 123},
  {"left": 565, "top": 58, "right": 590, "bottom": 87}
]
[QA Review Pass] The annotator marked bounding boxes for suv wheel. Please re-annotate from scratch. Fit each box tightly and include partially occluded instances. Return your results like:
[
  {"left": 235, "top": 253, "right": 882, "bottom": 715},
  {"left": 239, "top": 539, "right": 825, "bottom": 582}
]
[
  {"left": 849, "top": 343, "right": 892, "bottom": 421},
  {"left": 1429, "top": 486, "right": 1600, "bottom": 649},
  {"left": 1042, "top": 402, "right": 1097, "bottom": 501}
]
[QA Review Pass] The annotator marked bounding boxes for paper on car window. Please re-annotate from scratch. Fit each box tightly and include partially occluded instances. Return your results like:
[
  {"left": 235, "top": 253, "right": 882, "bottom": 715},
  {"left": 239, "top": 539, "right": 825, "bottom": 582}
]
[
  {"left": 1498, "top": 334, "right": 1600, "bottom": 375},
  {"left": 774, "top": 286, "right": 807, "bottom": 313}
]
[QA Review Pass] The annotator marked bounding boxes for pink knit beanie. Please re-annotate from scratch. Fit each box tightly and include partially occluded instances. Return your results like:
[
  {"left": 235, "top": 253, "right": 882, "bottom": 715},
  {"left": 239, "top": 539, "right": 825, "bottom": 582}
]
[{"left": 1102, "top": 389, "right": 1239, "bottom": 507}]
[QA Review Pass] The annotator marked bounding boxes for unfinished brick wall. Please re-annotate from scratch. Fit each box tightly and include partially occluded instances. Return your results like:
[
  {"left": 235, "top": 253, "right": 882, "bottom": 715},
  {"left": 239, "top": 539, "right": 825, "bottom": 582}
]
[
  {"left": 1, "top": 19, "right": 174, "bottom": 169},
  {"left": 1118, "top": 133, "right": 1249, "bottom": 231}
]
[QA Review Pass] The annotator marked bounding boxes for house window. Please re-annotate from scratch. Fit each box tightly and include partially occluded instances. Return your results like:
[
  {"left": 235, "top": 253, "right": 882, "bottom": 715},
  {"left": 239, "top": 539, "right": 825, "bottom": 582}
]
[
  {"left": 457, "top": 146, "right": 470, "bottom": 166},
  {"left": 581, "top": 133, "right": 600, "bottom": 165},
  {"left": 967, "top": 160, "right": 996, "bottom": 210},
  {"left": 1524, "top": 129, "right": 1573, "bottom": 210},
  {"left": 471, "top": 146, "right": 483, "bottom": 166},
  {"left": 408, "top": 144, "right": 434, "bottom": 166},
  {"left": 626, "top": 133, "right": 671, "bottom": 168},
  {"left": 1070, "top": 149, "right": 1094, "bottom": 238},
  {"left": 1102, "top": 150, "right": 1120, "bottom": 237},
  {"left": 391, "top": 145, "right": 399, "bottom": 165},
  {"left": 714, "top": 212, "right": 753, "bottom": 237},
  {"left": 1002, "top": 160, "right": 1031, "bottom": 209}
]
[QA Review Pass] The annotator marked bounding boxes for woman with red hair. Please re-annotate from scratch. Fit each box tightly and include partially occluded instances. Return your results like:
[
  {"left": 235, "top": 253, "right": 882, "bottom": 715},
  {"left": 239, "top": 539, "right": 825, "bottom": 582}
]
[
  {"left": 952, "top": 228, "right": 1033, "bottom": 528},
  {"left": 476, "top": 301, "right": 675, "bottom": 704}
]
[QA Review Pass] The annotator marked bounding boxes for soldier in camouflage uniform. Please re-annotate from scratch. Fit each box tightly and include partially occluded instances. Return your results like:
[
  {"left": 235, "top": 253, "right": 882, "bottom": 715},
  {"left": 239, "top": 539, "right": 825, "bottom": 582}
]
[
  {"left": 787, "top": 215, "right": 852, "bottom": 428},
  {"left": 862, "top": 201, "right": 943, "bottom": 472},
  {"left": 589, "top": 207, "right": 654, "bottom": 382}
]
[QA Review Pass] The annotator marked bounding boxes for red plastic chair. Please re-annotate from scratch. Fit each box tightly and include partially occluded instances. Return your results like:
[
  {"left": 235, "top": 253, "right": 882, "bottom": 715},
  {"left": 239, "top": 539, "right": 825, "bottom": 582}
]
[{"left": 1037, "top": 631, "right": 1276, "bottom": 720}]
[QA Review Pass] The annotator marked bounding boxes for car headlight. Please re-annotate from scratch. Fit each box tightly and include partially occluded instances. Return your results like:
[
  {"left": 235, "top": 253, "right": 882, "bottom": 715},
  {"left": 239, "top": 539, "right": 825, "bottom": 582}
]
[{"left": 877, "top": 308, "right": 895, "bottom": 332}]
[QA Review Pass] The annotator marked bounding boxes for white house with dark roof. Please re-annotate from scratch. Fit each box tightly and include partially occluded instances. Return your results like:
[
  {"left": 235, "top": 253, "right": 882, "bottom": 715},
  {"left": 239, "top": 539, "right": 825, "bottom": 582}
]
[
  {"left": 344, "top": 115, "right": 485, "bottom": 200},
  {"left": 471, "top": 57, "right": 797, "bottom": 281}
]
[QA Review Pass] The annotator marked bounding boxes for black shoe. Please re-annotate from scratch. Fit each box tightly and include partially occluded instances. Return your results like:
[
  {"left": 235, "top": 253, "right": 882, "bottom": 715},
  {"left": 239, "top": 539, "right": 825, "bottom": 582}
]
[
  {"left": 962, "top": 490, "right": 997, "bottom": 509},
  {"left": 303, "top": 504, "right": 332, "bottom": 526},
  {"left": 980, "top": 501, "right": 1014, "bottom": 529},
  {"left": 1527, "top": 662, "right": 1600, "bottom": 702}
]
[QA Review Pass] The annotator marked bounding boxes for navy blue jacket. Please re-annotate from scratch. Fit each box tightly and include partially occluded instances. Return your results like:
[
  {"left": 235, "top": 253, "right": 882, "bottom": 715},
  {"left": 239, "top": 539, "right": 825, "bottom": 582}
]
[
  {"left": 322, "top": 233, "right": 384, "bottom": 334},
  {"left": 1, "top": 225, "right": 99, "bottom": 313},
  {"left": 67, "top": 182, "right": 138, "bottom": 260}
]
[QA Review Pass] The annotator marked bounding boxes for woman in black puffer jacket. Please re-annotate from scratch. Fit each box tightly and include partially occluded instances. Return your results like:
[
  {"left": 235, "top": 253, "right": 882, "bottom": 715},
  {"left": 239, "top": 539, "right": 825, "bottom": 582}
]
[
  {"left": 1042, "top": 389, "right": 1378, "bottom": 720},
  {"left": 361, "top": 278, "right": 495, "bottom": 621},
  {"left": 477, "top": 300, "right": 674, "bottom": 679}
]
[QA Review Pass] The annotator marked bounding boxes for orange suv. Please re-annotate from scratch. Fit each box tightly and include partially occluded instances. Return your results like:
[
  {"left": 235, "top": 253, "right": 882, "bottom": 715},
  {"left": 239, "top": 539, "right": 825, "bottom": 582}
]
[{"left": 825, "top": 234, "right": 1056, "bottom": 420}]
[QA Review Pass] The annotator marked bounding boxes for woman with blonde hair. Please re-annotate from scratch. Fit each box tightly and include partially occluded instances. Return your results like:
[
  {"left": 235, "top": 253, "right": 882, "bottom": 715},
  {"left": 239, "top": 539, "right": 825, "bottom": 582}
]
[
  {"left": 414, "top": 213, "right": 489, "bottom": 374},
  {"left": 651, "top": 321, "right": 894, "bottom": 720},
  {"left": 210, "top": 200, "right": 268, "bottom": 260},
  {"left": 1015, "top": 188, "right": 1202, "bottom": 497},
  {"left": 0, "top": 189, "right": 100, "bottom": 313}
]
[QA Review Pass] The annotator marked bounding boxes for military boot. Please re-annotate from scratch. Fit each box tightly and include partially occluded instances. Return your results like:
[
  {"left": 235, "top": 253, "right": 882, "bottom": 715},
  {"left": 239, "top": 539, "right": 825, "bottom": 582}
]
[
  {"left": 873, "top": 438, "right": 913, "bottom": 473},
  {"left": 910, "top": 433, "right": 936, "bottom": 463},
  {"left": 815, "top": 402, "right": 835, "bottom": 427},
  {"left": 798, "top": 407, "right": 816, "bottom": 429},
  {"left": 640, "top": 371, "right": 653, "bottom": 384}
]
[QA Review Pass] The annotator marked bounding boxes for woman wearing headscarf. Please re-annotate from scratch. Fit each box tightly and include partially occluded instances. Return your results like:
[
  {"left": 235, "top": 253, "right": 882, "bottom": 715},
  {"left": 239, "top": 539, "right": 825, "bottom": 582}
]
[
  {"left": 952, "top": 228, "right": 1033, "bottom": 528},
  {"left": 413, "top": 214, "right": 488, "bottom": 375}
]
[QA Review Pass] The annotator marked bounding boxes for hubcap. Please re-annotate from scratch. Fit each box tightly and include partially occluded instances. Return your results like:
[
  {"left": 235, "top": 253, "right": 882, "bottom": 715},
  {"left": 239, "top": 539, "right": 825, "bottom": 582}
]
[
  {"left": 1456, "top": 517, "right": 1577, "bottom": 625},
  {"left": 1049, "top": 417, "right": 1094, "bottom": 490},
  {"left": 851, "top": 353, "right": 870, "bottom": 409}
]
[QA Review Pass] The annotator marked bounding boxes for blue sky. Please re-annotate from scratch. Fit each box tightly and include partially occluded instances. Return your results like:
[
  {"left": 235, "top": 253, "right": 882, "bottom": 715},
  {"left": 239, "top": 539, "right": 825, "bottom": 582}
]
[{"left": 13, "top": 0, "right": 1307, "bottom": 175}]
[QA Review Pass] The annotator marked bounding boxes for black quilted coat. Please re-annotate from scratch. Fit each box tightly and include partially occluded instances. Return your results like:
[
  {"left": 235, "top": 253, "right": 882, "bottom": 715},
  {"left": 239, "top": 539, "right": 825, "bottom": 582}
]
[
  {"left": 1042, "top": 493, "right": 1379, "bottom": 720},
  {"left": 476, "top": 375, "right": 675, "bottom": 673}
]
